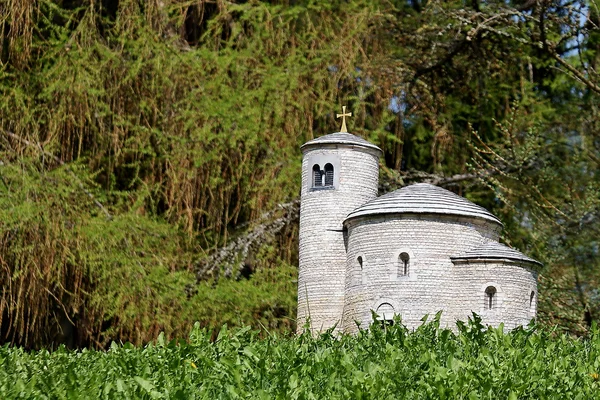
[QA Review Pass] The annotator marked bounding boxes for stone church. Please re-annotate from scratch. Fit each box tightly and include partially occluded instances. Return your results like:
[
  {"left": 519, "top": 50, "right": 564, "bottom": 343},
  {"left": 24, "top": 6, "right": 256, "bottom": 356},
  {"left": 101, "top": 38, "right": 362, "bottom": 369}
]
[{"left": 297, "top": 111, "right": 542, "bottom": 334}]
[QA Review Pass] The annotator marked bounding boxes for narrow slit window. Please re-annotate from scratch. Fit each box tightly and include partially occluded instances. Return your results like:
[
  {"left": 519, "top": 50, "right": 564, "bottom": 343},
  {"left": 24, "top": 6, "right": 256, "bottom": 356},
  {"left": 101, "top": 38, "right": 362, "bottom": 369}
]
[
  {"left": 312, "top": 164, "right": 322, "bottom": 187},
  {"left": 398, "top": 252, "right": 409, "bottom": 277},
  {"left": 530, "top": 291, "right": 536, "bottom": 312},
  {"left": 324, "top": 163, "right": 334, "bottom": 187},
  {"left": 485, "top": 286, "right": 497, "bottom": 310},
  {"left": 357, "top": 256, "right": 363, "bottom": 271}
]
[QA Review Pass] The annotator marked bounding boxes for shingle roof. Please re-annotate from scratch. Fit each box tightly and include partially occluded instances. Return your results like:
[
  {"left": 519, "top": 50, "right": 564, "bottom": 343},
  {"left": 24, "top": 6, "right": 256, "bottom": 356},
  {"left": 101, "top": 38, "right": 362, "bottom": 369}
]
[
  {"left": 451, "top": 241, "right": 542, "bottom": 267},
  {"left": 301, "top": 132, "right": 382, "bottom": 153},
  {"left": 344, "top": 183, "right": 502, "bottom": 225}
]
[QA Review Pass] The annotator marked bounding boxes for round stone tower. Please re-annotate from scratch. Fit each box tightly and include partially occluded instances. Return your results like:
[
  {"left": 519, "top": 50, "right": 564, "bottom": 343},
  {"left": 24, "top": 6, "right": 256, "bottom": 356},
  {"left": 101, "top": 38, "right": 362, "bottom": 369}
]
[{"left": 297, "top": 131, "right": 382, "bottom": 334}]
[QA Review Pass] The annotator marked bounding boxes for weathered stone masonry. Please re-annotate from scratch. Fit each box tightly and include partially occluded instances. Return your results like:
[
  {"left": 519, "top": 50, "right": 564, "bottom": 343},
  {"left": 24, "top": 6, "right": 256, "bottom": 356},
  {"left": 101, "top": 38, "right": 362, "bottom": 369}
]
[{"left": 297, "top": 131, "right": 542, "bottom": 334}]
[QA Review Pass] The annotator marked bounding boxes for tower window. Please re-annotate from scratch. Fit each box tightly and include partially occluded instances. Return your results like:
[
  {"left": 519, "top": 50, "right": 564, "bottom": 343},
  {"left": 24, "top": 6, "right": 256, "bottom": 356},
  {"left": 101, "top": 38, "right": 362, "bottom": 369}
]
[
  {"left": 308, "top": 157, "right": 339, "bottom": 190},
  {"left": 530, "top": 291, "right": 536, "bottom": 312},
  {"left": 356, "top": 256, "right": 365, "bottom": 285},
  {"left": 312, "top": 164, "right": 323, "bottom": 187},
  {"left": 324, "top": 163, "right": 334, "bottom": 187},
  {"left": 485, "top": 286, "right": 497, "bottom": 310},
  {"left": 398, "top": 252, "right": 409, "bottom": 277}
]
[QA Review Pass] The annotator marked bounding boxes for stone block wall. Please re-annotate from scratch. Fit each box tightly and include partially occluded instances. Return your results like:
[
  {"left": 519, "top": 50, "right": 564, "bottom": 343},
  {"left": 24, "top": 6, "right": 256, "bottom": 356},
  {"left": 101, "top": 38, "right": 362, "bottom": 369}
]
[
  {"left": 451, "top": 260, "right": 538, "bottom": 329},
  {"left": 342, "top": 214, "right": 502, "bottom": 333},
  {"left": 297, "top": 144, "right": 380, "bottom": 333}
]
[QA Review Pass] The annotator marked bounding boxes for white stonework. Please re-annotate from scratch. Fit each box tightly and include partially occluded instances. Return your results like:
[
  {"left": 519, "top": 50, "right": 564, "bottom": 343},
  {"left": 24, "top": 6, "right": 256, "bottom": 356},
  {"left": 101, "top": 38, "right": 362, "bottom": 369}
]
[
  {"left": 297, "top": 131, "right": 542, "bottom": 334},
  {"left": 297, "top": 134, "right": 382, "bottom": 333}
]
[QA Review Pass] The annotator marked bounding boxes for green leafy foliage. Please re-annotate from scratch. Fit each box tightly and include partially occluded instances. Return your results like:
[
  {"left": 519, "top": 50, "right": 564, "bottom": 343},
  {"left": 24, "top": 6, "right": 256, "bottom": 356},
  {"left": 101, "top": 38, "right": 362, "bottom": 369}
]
[
  {"left": 1, "top": 319, "right": 600, "bottom": 398},
  {"left": 1, "top": 0, "right": 388, "bottom": 347},
  {"left": 469, "top": 108, "right": 600, "bottom": 335},
  {"left": 0, "top": 162, "right": 296, "bottom": 347},
  {"left": 1, "top": 0, "right": 600, "bottom": 347}
]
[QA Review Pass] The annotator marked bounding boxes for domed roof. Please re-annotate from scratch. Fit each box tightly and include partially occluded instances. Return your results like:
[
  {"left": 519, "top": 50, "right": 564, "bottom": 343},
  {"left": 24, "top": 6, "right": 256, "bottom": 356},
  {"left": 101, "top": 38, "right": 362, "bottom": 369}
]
[
  {"left": 344, "top": 183, "right": 502, "bottom": 226},
  {"left": 301, "top": 132, "right": 382, "bottom": 153},
  {"left": 451, "top": 241, "right": 542, "bottom": 267}
]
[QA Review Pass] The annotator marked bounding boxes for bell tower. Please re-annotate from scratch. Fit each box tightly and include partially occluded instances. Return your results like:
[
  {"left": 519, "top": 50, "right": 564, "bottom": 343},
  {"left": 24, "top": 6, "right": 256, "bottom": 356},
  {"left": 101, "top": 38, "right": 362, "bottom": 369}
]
[{"left": 297, "top": 107, "right": 382, "bottom": 333}]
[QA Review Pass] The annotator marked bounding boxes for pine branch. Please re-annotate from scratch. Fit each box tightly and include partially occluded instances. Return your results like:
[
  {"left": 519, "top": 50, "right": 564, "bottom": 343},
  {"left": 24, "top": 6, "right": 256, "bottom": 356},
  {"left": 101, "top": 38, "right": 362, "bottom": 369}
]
[
  {"left": 549, "top": 50, "right": 600, "bottom": 95},
  {"left": 195, "top": 199, "right": 300, "bottom": 281},
  {"left": 0, "top": 129, "right": 112, "bottom": 220},
  {"left": 389, "top": 169, "right": 496, "bottom": 188}
]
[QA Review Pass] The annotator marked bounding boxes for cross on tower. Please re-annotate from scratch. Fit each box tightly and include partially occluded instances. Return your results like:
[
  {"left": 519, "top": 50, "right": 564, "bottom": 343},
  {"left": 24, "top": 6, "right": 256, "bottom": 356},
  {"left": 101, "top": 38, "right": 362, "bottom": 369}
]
[{"left": 336, "top": 106, "right": 352, "bottom": 133}]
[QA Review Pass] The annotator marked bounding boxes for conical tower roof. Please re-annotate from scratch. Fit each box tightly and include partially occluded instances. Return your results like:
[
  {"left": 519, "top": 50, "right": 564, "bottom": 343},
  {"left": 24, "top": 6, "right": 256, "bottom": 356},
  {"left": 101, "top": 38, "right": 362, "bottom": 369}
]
[{"left": 344, "top": 183, "right": 502, "bottom": 226}]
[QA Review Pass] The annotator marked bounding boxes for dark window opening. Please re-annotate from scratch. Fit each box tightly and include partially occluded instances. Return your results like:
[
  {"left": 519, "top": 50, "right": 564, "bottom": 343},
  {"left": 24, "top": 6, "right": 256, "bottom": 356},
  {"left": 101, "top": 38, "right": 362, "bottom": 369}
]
[
  {"left": 485, "top": 286, "right": 497, "bottom": 310},
  {"left": 357, "top": 256, "right": 363, "bottom": 270},
  {"left": 312, "top": 164, "right": 322, "bottom": 187},
  {"left": 380, "top": 319, "right": 394, "bottom": 328},
  {"left": 398, "top": 252, "right": 409, "bottom": 277},
  {"left": 530, "top": 291, "right": 535, "bottom": 311},
  {"left": 324, "top": 163, "right": 334, "bottom": 186}
]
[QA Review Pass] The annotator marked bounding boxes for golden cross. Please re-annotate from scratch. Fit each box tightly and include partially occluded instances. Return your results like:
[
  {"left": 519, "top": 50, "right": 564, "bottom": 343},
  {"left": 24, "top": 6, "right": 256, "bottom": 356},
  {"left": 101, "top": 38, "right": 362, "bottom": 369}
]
[{"left": 336, "top": 106, "right": 352, "bottom": 133}]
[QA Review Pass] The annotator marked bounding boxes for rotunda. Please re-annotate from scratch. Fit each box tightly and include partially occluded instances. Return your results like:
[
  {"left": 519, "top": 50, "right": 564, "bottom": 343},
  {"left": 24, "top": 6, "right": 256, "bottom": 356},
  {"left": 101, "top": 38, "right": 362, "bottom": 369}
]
[{"left": 297, "top": 122, "right": 541, "bottom": 334}]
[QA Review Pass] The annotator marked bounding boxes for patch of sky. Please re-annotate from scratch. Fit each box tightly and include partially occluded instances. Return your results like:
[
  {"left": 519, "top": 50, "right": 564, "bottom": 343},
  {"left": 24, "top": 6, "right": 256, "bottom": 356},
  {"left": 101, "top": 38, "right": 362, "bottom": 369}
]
[
  {"left": 328, "top": 65, "right": 374, "bottom": 90},
  {"left": 569, "top": 86, "right": 586, "bottom": 99},
  {"left": 580, "top": 212, "right": 596, "bottom": 227},
  {"left": 388, "top": 96, "right": 402, "bottom": 114},
  {"left": 389, "top": 92, "right": 416, "bottom": 129},
  {"left": 388, "top": 91, "right": 408, "bottom": 114},
  {"left": 353, "top": 67, "right": 373, "bottom": 88},
  {"left": 519, "top": 210, "right": 534, "bottom": 230},
  {"left": 566, "top": 129, "right": 583, "bottom": 147},
  {"left": 563, "top": 2, "right": 589, "bottom": 58}
]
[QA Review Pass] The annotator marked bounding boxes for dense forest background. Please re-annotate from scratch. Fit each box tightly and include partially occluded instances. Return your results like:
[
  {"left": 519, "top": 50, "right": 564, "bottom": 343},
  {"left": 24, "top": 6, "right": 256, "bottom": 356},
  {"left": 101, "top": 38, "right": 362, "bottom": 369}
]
[{"left": 0, "top": 0, "right": 598, "bottom": 349}]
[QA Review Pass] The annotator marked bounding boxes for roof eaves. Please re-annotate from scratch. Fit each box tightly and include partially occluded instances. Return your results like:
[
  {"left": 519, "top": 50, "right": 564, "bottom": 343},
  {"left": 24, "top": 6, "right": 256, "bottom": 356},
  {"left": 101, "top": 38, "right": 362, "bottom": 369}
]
[
  {"left": 450, "top": 255, "right": 543, "bottom": 268},
  {"left": 300, "top": 132, "right": 383, "bottom": 154},
  {"left": 344, "top": 209, "right": 503, "bottom": 227}
]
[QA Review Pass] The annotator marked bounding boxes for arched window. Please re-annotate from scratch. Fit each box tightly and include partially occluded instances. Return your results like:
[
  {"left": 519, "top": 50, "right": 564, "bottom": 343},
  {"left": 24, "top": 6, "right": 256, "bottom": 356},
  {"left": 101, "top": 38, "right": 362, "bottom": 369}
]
[
  {"left": 357, "top": 256, "right": 363, "bottom": 271},
  {"left": 312, "top": 164, "right": 322, "bottom": 187},
  {"left": 530, "top": 291, "right": 536, "bottom": 312},
  {"left": 324, "top": 163, "right": 334, "bottom": 187},
  {"left": 376, "top": 303, "right": 395, "bottom": 327},
  {"left": 485, "top": 286, "right": 497, "bottom": 310},
  {"left": 398, "top": 252, "right": 409, "bottom": 277}
]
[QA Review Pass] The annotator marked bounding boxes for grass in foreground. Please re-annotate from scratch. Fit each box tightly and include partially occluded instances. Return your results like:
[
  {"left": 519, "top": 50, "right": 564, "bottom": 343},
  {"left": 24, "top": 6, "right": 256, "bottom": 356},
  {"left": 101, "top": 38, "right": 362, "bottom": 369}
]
[{"left": 1, "top": 315, "right": 598, "bottom": 399}]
